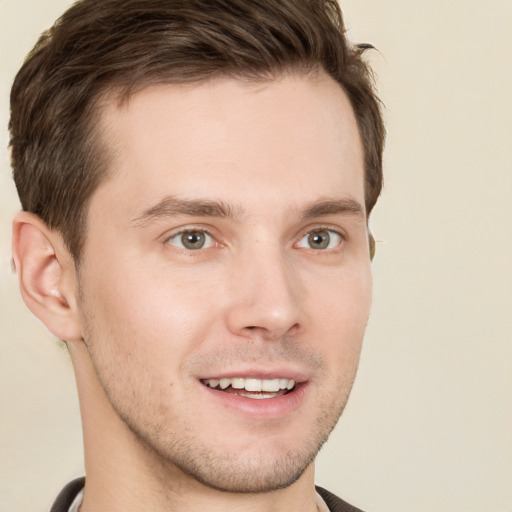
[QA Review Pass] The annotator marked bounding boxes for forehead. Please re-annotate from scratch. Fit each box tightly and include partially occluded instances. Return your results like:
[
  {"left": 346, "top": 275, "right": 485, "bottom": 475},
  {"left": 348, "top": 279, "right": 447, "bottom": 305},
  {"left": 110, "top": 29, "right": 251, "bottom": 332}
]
[{"left": 92, "top": 73, "right": 365, "bottom": 220}]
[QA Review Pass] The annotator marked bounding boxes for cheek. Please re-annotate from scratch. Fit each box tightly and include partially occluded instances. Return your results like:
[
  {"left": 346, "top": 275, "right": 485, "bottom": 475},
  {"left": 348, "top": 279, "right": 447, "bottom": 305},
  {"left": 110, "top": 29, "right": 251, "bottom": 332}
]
[
  {"left": 315, "top": 259, "right": 371, "bottom": 315},
  {"left": 309, "top": 264, "right": 372, "bottom": 359},
  {"left": 80, "top": 253, "right": 218, "bottom": 367}
]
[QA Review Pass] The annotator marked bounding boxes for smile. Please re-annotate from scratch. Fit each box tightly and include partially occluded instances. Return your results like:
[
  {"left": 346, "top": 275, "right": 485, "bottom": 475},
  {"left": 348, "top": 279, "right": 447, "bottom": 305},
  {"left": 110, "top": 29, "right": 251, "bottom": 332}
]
[{"left": 201, "top": 377, "right": 296, "bottom": 399}]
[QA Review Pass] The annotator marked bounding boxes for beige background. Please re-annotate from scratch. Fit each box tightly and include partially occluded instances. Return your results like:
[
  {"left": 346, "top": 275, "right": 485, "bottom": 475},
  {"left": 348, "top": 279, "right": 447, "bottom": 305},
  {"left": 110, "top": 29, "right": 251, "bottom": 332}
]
[{"left": 1, "top": 1, "right": 511, "bottom": 511}]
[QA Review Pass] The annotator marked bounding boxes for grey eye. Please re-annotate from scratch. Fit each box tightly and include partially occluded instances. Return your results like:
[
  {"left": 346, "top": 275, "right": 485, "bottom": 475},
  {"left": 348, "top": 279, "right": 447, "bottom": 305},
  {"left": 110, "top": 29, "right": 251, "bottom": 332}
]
[
  {"left": 167, "top": 231, "right": 214, "bottom": 250},
  {"left": 297, "top": 229, "right": 341, "bottom": 250}
]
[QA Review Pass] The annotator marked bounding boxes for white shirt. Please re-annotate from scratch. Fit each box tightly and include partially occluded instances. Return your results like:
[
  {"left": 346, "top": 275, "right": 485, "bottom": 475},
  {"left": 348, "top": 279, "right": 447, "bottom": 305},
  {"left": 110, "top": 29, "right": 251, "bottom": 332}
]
[{"left": 67, "top": 487, "right": 83, "bottom": 512}]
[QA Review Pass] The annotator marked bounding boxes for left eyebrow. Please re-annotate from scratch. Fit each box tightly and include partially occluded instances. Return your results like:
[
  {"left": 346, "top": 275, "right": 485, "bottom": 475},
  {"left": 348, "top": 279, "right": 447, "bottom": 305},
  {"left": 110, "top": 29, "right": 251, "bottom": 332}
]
[
  {"left": 131, "top": 195, "right": 243, "bottom": 226},
  {"left": 300, "top": 198, "right": 365, "bottom": 221}
]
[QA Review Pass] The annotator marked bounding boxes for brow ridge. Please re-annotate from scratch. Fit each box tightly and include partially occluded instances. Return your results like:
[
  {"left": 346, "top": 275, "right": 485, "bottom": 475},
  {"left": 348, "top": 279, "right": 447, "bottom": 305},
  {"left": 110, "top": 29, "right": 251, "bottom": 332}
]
[
  {"left": 132, "top": 195, "right": 365, "bottom": 227},
  {"left": 132, "top": 195, "right": 242, "bottom": 226},
  {"left": 300, "top": 198, "right": 365, "bottom": 221}
]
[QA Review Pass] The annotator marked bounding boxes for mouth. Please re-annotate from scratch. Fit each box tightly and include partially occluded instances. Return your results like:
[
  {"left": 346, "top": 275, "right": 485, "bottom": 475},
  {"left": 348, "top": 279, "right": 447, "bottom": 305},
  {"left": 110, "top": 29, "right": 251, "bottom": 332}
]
[{"left": 201, "top": 377, "right": 296, "bottom": 400}]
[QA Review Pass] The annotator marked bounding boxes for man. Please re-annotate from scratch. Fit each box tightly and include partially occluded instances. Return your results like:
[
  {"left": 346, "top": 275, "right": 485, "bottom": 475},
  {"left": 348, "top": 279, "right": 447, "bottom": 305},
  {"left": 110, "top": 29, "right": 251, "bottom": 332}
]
[{"left": 9, "top": 0, "right": 384, "bottom": 510}]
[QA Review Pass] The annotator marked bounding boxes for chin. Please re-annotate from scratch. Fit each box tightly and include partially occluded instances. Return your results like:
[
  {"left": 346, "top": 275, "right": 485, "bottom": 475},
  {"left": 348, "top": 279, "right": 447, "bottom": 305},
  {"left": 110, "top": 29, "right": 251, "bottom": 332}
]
[
  {"left": 164, "top": 442, "right": 320, "bottom": 494},
  {"left": 127, "top": 399, "right": 344, "bottom": 494}
]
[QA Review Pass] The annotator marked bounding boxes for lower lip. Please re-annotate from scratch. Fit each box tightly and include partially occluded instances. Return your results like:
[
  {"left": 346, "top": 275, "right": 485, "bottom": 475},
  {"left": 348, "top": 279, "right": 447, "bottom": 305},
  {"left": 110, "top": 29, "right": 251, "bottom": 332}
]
[{"left": 199, "top": 382, "right": 309, "bottom": 419}]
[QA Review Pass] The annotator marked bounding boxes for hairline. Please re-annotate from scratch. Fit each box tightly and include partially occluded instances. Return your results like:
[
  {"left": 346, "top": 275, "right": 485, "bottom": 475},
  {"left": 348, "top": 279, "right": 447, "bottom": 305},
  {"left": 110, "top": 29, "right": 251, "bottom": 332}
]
[{"left": 75, "top": 66, "right": 364, "bottom": 262}]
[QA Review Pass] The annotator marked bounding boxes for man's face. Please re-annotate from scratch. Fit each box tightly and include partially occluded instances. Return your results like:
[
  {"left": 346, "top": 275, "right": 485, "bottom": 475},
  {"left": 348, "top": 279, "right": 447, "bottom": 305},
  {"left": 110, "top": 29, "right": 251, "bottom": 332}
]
[{"left": 77, "top": 73, "right": 372, "bottom": 492}]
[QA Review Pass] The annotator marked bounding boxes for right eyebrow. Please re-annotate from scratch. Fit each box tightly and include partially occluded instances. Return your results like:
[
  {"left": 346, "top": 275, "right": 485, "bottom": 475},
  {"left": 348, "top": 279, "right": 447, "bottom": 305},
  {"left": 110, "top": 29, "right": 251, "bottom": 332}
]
[
  {"left": 300, "top": 198, "right": 366, "bottom": 221},
  {"left": 131, "top": 195, "right": 244, "bottom": 227}
]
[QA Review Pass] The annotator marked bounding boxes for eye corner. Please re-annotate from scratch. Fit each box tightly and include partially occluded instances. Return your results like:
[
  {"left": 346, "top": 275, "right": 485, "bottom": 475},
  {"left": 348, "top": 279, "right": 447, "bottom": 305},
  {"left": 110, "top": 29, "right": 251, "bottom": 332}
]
[
  {"left": 295, "top": 227, "right": 344, "bottom": 251},
  {"left": 165, "top": 229, "right": 216, "bottom": 251}
]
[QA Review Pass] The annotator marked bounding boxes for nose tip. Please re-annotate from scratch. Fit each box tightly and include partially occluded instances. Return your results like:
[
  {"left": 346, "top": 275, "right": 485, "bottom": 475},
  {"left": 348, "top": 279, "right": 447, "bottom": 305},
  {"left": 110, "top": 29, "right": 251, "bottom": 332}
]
[
  {"left": 238, "top": 309, "right": 300, "bottom": 341},
  {"left": 225, "top": 257, "right": 303, "bottom": 341}
]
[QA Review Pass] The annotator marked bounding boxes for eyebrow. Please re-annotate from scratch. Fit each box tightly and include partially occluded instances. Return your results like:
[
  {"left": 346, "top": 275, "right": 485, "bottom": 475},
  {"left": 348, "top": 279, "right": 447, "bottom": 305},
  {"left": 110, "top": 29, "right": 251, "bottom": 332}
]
[
  {"left": 300, "top": 198, "right": 365, "bottom": 221},
  {"left": 132, "top": 195, "right": 365, "bottom": 227},
  {"left": 132, "top": 196, "right": 241, "bottom": 226}
]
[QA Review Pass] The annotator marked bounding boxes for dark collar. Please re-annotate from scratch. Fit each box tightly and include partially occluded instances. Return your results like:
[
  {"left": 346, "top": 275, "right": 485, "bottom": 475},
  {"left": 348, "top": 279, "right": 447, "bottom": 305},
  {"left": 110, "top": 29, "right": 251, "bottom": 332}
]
[{"left": 49, "top": 478, "right": 365, "bottom": 512}]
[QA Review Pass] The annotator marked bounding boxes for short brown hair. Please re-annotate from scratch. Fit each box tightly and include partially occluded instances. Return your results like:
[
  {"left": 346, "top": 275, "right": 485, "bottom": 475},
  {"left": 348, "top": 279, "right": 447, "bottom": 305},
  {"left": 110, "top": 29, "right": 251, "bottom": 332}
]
[{"left": 9, "top": 0, "right": 385, "bottom": 260}]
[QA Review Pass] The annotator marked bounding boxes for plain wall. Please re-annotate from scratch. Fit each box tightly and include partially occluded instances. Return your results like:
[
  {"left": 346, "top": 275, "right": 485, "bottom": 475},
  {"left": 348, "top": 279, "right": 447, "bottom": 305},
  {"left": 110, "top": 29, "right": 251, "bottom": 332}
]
[{"left": 1, "top": 1, "right": 511, "bottom": 511}]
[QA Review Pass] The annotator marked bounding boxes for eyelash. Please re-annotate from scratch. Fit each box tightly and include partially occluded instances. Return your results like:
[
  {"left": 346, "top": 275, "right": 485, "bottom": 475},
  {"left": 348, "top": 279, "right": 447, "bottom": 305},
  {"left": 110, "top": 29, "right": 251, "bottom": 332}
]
[
  {"left": 295, "top": 226, "right": 345, "bottom": 251},
  {"left": 165, "top": 227, "right": 217, "bottom": 250},
  {"left": 164, "top": 225, "right": 345, "bottom": 252}
]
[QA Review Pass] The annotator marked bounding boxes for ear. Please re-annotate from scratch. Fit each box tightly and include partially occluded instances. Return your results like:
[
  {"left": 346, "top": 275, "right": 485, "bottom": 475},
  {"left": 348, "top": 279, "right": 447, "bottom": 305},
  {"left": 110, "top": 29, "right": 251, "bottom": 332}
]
[{"left": 12, "top": 211, "right": 83, "bottom": 342}]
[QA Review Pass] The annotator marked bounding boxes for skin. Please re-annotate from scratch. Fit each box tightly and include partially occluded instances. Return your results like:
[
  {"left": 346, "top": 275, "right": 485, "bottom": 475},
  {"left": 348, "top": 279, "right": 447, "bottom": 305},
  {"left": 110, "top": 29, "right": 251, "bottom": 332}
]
[{"left": 13, "top": 71, "right": 372, "bottom": 512}]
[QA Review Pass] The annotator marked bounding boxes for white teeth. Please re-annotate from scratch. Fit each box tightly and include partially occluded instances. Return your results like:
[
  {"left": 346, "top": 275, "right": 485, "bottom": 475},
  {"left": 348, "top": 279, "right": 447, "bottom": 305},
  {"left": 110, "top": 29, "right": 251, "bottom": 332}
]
[
  {"left": 262, "top": 378, "right": 280, "bottom": 392},
  {"left": 239, "top": 391, "right": 277, "bottom": 399},
  {"left": 244, "top": 378, "right": 262, "bottom": 392},
  {"left": 203, "top": 377, "right": 296, "bottom": 393},
  {"left": 219, "top": 378, "right": 230, "bottom": 389},
  {"left": 231, "top": 378, "right": 245, "bottom": 389}
]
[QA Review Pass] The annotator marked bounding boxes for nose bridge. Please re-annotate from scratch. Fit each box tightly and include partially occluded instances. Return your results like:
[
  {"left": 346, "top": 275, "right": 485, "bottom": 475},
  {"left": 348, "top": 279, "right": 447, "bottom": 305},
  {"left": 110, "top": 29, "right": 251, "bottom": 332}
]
[{"left": 226, "top": 239, "right": 302, "bottom": 339}]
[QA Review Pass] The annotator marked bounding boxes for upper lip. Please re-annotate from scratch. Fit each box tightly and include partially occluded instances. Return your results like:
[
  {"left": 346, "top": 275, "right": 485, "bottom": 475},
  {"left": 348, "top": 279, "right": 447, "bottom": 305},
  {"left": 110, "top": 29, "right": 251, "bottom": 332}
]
[{"left": 197, "top": 366, "right": 309, "bottom": 383}]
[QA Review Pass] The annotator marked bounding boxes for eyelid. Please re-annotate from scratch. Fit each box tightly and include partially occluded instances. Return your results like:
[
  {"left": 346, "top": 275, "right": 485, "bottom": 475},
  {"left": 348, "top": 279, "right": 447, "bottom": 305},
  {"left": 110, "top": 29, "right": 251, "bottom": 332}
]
[
  {"left": 294, "top": 225, "right": 346, "bottom": 250},
  {"left": 161, "top": 223, "right": 346, "bottom": 250},
  {"left": 163, "top": 226, "right": 218, "bottom": 250},
  {"left": 296, "top": 223, "right": 347, "bottom": 239},
  {"left": 161, "top": 223, "right": 216, "bottom": 240}
]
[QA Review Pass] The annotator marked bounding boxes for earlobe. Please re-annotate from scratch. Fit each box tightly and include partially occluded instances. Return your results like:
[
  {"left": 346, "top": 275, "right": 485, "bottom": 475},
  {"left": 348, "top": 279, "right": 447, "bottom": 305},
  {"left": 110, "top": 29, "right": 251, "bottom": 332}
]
[{"left": 12, "top": 212, "right": 83, "bottom": 342}]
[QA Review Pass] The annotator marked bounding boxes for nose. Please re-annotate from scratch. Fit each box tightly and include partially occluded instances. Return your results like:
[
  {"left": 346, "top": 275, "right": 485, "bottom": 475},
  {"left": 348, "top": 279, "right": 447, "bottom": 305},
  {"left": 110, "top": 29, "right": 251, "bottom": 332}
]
[{"left": 225, "top": 245, "right": 303, "bottom": 341}]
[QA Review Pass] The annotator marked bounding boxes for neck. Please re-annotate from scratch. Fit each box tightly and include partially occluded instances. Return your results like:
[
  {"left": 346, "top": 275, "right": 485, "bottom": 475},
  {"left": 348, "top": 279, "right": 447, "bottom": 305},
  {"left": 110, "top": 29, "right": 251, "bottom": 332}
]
[{"left": 69, "top": 342, "right": 320, "bottom": 512}]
